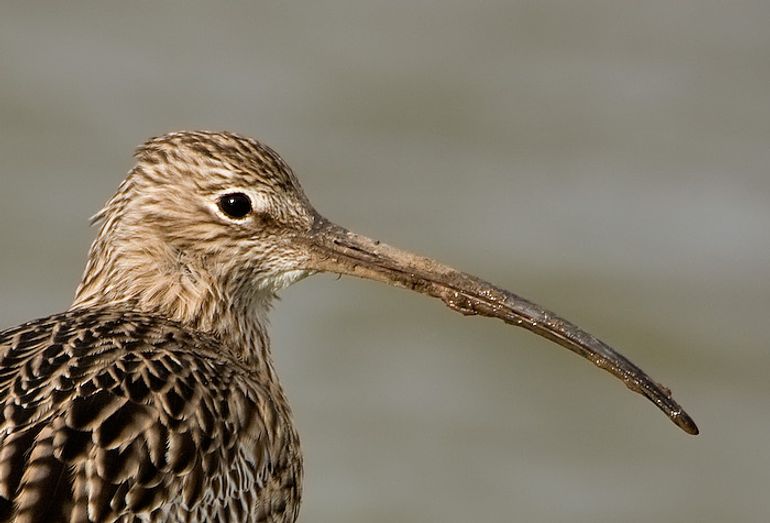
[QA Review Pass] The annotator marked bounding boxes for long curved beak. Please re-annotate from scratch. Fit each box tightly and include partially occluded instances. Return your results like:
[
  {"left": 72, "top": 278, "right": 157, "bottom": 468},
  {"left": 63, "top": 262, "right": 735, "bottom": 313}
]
[{"left": 302, "top": 216, "right": 698, "bottom": 435}]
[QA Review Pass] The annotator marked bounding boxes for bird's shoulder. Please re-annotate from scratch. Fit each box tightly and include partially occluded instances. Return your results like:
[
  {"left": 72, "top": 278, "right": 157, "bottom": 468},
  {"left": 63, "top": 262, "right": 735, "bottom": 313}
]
[
  {"left": 0, "top": 307, "right": 299, "bottom": 522},
  {"left": 0, "top": 307, "right": 237, "bottom": 366}
]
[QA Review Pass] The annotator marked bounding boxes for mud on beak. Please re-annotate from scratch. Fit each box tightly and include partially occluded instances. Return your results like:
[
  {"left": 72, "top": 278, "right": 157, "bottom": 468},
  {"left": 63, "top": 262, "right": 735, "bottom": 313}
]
[{"left": 302, "top": 216, "right": 698, "bottom": 435}]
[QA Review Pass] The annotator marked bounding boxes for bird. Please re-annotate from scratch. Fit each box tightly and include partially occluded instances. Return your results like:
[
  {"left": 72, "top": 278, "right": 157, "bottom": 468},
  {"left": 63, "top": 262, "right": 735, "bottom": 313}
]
[{"left": 0, "top": 131, "right": 698, "bottom": 522}]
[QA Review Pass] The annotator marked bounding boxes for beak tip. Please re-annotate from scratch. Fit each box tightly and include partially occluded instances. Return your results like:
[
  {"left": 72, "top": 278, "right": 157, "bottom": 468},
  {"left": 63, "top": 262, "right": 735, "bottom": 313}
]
[{"left": 675, "top": 410, "right": 700, "bottom": 436}]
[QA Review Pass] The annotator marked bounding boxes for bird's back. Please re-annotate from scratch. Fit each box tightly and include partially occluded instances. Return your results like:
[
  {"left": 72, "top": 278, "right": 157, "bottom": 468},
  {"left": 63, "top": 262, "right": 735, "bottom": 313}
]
[{"left": 0, "top": 308, "right": 302, "bottom": 523}]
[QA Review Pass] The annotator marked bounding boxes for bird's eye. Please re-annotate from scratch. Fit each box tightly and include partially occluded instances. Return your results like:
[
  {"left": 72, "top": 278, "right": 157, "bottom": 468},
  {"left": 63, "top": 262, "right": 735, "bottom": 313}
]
[{"left": 218, "top": 192, "right": 253, "bottom": 219}]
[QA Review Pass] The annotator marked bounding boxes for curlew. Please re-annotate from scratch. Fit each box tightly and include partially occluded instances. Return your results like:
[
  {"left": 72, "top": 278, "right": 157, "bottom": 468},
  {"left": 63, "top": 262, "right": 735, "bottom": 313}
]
[{"left": 0, "top": 131, "right": 697, "bottom": 522}]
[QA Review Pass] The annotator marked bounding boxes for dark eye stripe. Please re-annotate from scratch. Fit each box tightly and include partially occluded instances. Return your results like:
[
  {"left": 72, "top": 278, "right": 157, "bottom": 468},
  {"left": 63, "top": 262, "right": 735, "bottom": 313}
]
[{"left": 218, "top": 193, "right": 252, "bottom": 219}]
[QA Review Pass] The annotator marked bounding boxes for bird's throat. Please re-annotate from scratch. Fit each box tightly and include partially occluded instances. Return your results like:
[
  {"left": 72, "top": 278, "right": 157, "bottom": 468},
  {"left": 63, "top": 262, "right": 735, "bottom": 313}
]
[{"left": 72, "top": 234, "right": 278, "bottom": 368}]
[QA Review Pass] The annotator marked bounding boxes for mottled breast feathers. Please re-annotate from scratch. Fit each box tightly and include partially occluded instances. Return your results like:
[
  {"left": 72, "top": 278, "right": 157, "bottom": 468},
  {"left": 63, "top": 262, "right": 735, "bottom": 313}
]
[{"left": 0, "top": 309, "right": 301, "bottom": 522}]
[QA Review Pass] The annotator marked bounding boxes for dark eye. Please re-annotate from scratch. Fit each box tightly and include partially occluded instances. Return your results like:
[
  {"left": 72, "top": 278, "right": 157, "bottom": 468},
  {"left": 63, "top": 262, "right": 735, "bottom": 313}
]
[{"left": 218, "top": 192, "right": 253, "bottom": 219}]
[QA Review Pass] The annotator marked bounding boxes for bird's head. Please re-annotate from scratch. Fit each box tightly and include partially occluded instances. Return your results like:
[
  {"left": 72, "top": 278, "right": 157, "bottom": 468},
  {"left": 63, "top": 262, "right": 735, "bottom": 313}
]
[
  {"left": 75, "top": 131, "right": 323, "bottom": 322},
  {"left": 73, "top": 130, "right": 698, "bottom": 435}
]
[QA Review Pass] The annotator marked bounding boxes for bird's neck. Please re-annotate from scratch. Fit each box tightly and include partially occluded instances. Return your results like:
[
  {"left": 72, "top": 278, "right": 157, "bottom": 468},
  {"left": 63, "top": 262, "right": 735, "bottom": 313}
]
[{"left": 72, "top": 234, "right": 278, "bottom": 372}]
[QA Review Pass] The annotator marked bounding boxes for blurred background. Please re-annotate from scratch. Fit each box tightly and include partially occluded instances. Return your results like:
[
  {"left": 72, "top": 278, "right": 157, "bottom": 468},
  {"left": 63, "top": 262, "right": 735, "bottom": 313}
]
[{"left": 1, "top": 2, "right": 768, "bottom": 522}]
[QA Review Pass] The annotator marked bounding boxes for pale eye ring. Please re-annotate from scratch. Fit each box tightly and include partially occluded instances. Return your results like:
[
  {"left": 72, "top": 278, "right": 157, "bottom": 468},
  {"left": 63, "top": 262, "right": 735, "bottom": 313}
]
[{"left": 218, "top": 192, "right": 253, "bottom": 219}]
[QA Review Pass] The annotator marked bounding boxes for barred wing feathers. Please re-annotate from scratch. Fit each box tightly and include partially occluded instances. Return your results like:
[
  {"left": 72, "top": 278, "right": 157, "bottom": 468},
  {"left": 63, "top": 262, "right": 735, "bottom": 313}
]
[{"left": 0, "top": 309, "right": 300, "bottom": 522}]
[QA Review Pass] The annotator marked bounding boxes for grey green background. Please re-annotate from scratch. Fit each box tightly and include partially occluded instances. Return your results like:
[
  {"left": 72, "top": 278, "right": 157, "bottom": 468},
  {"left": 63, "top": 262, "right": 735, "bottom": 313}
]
[{"left": 1, "top": 2, "right": 768, "bottom": 522}]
